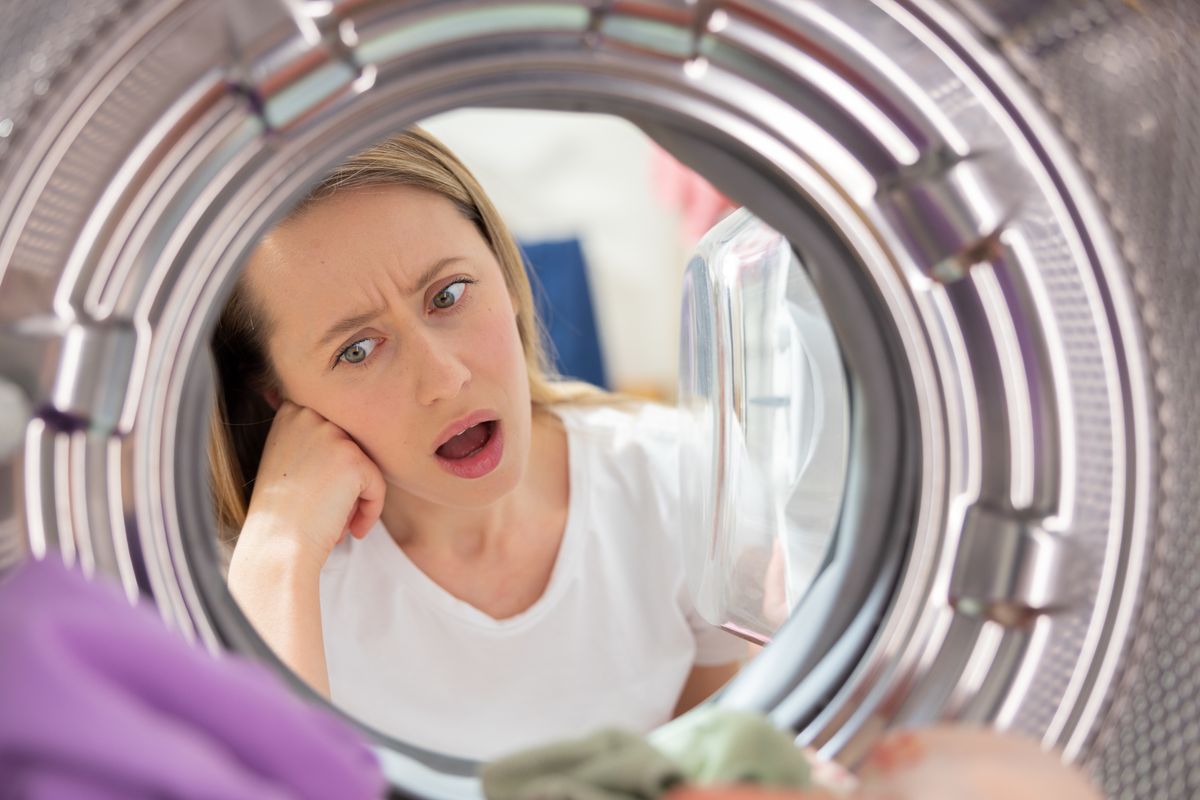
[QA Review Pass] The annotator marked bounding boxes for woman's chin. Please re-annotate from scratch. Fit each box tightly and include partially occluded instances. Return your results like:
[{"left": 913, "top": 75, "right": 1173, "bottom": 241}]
[
  {"left": 441, "top": 475, "right": 523, "bottom": 511},
  {"left": 388, "top": 457, "right": 526, "bottom": 511}
]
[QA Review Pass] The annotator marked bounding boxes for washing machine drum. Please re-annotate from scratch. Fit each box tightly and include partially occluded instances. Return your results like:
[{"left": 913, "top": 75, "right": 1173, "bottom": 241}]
[{"left": 1, "top": 1, "right": 1196, "bottom": 797}]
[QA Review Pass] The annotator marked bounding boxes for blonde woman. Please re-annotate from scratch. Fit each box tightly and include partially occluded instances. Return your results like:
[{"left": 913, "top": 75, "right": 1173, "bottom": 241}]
[{"left": 208, "top": 129, "right": 745, "bottom": 760}]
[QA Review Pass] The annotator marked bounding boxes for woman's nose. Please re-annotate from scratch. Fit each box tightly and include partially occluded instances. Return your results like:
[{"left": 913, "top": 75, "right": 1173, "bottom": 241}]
[{"left": 411, "top": 331, "right": 470, "bottom": 407}]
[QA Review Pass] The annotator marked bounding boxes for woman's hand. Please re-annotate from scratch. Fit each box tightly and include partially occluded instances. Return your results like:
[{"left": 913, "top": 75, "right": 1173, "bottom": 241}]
[
  {"left": 226, "top": 400, "right": 386, "bottom": 699},
  {"left": 239, "top": 400, "right": 387, "bottom": 571}
]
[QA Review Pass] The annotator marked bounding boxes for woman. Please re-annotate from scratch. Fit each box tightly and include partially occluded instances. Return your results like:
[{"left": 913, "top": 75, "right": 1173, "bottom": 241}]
[{"left": 208, "top": 128, "right": 745, "bottom": 760}]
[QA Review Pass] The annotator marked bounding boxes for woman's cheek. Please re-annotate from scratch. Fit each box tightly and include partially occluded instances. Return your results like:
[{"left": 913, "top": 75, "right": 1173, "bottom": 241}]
[
  {"left": 351, "top": 424, "right": 417, "bottom": 484},
  {"left": 477, "top": 305, "right": 526, "bottom": 377},
  {"left": 326, "top": 388, "right": 406, "bottom": 468}
]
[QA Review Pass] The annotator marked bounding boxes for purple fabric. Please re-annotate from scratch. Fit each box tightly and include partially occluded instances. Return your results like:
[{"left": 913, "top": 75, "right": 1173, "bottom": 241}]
[{"left": 0, "top": 556, "right": 386, "bottom": 799}]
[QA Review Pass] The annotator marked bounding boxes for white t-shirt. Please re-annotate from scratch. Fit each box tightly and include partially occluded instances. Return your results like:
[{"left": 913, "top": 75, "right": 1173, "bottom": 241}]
[{"left": 318, "top": 402, "right": 746, "bottom": 761}]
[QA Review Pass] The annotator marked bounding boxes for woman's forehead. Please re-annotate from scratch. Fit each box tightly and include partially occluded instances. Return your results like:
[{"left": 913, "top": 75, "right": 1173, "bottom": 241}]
[
  {"left": 248, "top": 186, "right": 476, "bottom": 284},
  {"left": 242, "top": 185, "right": 494, "bottom": 334},
  {"left": 280, "top": 185, "right": 456, "bottom": 251}
]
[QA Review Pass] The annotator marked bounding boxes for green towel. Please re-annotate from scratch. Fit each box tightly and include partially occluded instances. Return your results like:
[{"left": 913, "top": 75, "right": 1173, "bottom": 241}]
[
  {"left": 481, "top": 708, "right": 811, "bottom": 800},
  {"left": 649, "top": 707, "right": 811, "bottom": 788},
  {"left": 481, "top": 728, "right": 684, "bottom": 800}
]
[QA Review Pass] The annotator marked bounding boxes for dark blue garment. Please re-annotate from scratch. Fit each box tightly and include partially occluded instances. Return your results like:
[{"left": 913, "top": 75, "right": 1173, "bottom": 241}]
[{"left": 521, "top": 238, "right": 609, "bottom": 389}]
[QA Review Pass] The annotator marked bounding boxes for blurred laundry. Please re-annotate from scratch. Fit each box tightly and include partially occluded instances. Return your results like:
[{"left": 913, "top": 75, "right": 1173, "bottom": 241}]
[
  {"left": 482, "top": 729, "right": 682, "bottom": 800},
  {"left": 481, "top": 710, "right": 1105, "bottom": 800},
  {"left": 0, "top": 556, "right": 385, "bottom": 800},
  {"left": 481, "top": 708, "right": 818, "bottom": 800},
  {"left": 648, "top": 708, "right": 811, "bottom": 788}
]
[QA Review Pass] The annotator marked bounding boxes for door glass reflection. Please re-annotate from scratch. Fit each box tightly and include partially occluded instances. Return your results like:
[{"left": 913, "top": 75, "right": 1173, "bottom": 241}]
[{"left": 680, "top": 209, "right": 851, "bottom": 643}]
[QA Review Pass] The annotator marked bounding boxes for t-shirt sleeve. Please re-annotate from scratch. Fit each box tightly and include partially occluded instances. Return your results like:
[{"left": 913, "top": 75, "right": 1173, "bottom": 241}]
[{"left": 686, "top": 605, "right": 751, "bottom": 665}]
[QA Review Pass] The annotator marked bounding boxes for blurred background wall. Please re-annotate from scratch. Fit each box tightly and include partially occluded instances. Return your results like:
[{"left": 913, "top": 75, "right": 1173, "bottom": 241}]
[{"left": 423, "top": 109, "right": 697, "bottom": 401}]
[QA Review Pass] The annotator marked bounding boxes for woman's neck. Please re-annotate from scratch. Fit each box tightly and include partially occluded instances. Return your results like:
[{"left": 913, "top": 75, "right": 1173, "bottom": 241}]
[{"left": 377, "top": 408, "right": 570, "bottom": 620}]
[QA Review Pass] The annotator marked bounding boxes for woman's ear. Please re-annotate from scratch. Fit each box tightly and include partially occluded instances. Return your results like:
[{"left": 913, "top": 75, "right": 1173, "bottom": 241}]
[{"left": 260, "top": 387, "right": 282, "bottom": 411}]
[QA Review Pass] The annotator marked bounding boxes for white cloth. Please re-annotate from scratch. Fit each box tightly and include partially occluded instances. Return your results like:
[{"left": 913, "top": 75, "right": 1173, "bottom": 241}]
[{"left": 318, "top": 402, "right": 746, "bottom": 761}]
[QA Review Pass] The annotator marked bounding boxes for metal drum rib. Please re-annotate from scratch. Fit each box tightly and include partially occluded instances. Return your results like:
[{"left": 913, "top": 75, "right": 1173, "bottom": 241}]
[{"left": 0, "top": 1, "right": 1189, "bottom": 798}]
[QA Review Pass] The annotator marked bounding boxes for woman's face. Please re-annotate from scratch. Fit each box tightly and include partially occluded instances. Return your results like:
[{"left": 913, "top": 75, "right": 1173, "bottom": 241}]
[{"left": 244, "top": 184, "right": 532, "bottom": 509}]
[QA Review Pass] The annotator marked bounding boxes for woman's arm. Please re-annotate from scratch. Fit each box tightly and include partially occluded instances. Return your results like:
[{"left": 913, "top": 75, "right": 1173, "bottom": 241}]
[
  {"left": 227, "top": 533, "right": 332, "bottom": 698},
  {"left": 226, "top": 401, "right": 387, "bottom": 700},
  {"left": 673, "top": 661, "right": 743, "bottom": 717}
]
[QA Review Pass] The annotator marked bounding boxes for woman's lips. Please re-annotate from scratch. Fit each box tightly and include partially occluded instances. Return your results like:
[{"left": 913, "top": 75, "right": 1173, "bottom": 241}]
[
  {"left": 433, "top": 410, "right": 499, "bottom": 452},
  {"left": 434, "top": 420, "right": 503, "bottom": 480}
]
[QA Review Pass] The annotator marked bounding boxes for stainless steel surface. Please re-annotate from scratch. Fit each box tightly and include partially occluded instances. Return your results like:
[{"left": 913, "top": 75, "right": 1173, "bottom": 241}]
[
  {"left": 974, "top": 1, "right": 1200, "bottom": 794},
  {"left": 948, "top": 505, "right": 1080, "bottom": 624},
  {"left": 0, "top": 0, "right": 1187, "bottom": 797}
]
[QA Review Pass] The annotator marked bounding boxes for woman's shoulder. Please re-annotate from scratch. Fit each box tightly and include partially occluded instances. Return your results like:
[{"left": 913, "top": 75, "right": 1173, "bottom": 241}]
[
  {"left": 551, "top": 398, "right": 684, "bottom": 443},
  {"left": 551, "top": 399, "right": 688, "bottom": 514}
]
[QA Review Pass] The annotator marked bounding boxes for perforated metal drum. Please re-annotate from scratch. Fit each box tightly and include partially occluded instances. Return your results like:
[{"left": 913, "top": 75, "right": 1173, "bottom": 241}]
[{"left": 1, "top": 1, "right": 1195, "bottom": 797}]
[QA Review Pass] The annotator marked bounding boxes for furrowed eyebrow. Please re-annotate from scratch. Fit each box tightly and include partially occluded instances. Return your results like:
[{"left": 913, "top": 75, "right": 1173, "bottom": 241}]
[
  {"left": 312, "top": 256, "right": 467, "bottom": 352},
  {"left": 313, "top": 307, "right": 387, "bottom": 352},
  {"left": 404, "top": 256, "right": 465, "bottom": 298}
]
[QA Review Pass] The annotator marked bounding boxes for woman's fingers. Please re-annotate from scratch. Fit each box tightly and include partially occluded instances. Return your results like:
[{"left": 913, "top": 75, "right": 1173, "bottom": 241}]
[
  {"left": 341, "top": 425, "right": 386, "bottom": 540},
  {"left": 348, "top": 461, "right": 386, "bottom": 540},
  {"left": 246, "top": 400, "right": 386, "bottom": 558}
]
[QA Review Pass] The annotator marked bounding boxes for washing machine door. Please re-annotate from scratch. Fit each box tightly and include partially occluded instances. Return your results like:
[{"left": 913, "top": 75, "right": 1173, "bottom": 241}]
[
  {"left": 1, "top": 1, "right": 1197, "bottom": 798},
  {"left": 678, "top": 207, "right": 851, "bottom": 642}
]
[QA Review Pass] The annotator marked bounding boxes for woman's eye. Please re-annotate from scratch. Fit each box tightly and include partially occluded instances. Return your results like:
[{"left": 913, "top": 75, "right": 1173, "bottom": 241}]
[
  {"left": 339, "top": 338, "right": 378, "bottom": 365},
  {"left": 431, "top": 280, "right": 468, "bottom": 310}
]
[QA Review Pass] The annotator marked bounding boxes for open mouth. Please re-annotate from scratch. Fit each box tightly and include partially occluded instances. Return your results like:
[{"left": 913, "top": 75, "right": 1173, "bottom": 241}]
[
  {"left": 434, "top": 418, "right": 504, "bottom": 479},
  {"left": 435, "top": 420, "right": 496, "bottom": 460}
]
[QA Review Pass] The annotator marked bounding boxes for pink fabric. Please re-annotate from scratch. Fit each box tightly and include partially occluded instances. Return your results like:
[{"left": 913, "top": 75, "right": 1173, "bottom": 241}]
[{"left": 649, "top": 145, "right": 737, "bottom": 246}]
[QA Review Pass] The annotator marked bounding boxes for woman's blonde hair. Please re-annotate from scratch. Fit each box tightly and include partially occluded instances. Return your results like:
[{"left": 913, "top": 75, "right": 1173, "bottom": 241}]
[{"left": 208, "top": 127, "right": 603, "bottom": 543}]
